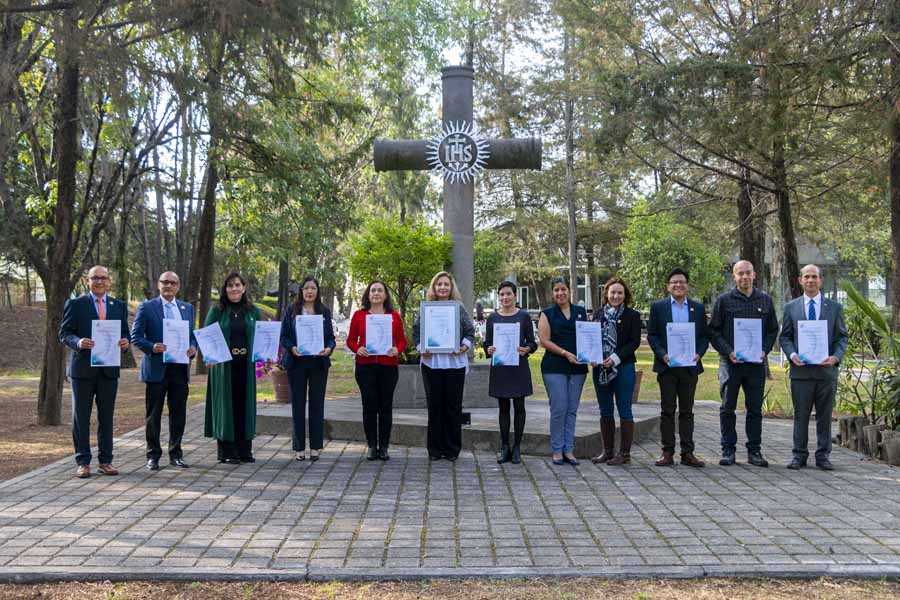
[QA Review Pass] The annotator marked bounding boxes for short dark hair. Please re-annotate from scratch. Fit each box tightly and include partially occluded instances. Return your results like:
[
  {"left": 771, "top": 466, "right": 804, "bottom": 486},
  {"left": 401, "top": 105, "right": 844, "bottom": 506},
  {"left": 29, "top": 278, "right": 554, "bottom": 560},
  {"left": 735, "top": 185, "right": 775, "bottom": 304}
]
[
  {"left": 361, "top": 280, "right": 394, "bottom": 313},
  {"left": 667, "top": 268, "right": 689, "bottom": 284},
  {"left": 497, "top": 280, "right": 517, "bottom": 294},
  {"left": 601, "top": 276, "right": 634, "bottom": 307},
  {"left": 549, "top": 276, "right": 569, "bottom": 290}
]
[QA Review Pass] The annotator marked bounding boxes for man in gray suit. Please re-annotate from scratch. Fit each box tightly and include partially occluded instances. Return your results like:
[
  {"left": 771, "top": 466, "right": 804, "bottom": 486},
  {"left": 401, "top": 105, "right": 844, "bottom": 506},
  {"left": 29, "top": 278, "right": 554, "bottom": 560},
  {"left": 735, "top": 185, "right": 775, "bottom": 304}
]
[{"left": 779, "top": 264, "right": 848, "bottom": 470}]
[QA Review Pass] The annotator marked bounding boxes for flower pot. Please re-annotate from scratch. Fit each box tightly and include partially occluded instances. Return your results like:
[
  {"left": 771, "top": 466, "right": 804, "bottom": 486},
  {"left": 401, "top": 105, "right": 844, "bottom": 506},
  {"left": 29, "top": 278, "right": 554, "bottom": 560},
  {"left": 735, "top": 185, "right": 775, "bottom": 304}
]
[
  {"left": 848, "top": 416, "right": 869, "bottom": 453},
  {"left": 863, "top": 424, "right": 886, "bottom": 459},
  {"left": 271, "top": 369, "right": 290, "bottom": 404},
  {"left": 883, "top": 431, "right": 900, "bottom": 466}
]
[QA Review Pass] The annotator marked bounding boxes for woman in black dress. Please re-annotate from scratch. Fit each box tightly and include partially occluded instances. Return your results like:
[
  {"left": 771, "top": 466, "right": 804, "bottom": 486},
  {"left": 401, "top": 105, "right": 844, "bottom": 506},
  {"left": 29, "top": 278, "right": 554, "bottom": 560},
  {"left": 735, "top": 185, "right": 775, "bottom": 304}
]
[{"left": 484, "top": 281, "right": 538, "bottom": 464}]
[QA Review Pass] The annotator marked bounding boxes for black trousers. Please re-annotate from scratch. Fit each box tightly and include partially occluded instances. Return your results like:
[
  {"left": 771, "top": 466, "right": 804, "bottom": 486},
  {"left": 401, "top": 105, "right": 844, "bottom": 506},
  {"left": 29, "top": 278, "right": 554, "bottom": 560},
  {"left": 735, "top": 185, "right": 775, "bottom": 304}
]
[
  {"left": 355, "top": 363, "right": 398, "bottom": 450},
  {"left": 421, "top": 365, "right": 466, "bottom": 459},
  {"left": 218, "top": 356, "right": 252, "bottom": 460},
  {"left": 71, "top": 374, "right": 118, "bottom": 466},
  {"left": 145, "top": 364, "right": 189, "bottom": 460},
  {"left": 288, "top": 363, "right": 328, "bottom": 451},
  {"left": 658, "top": 368, "right": 698, "bottom": 454}
]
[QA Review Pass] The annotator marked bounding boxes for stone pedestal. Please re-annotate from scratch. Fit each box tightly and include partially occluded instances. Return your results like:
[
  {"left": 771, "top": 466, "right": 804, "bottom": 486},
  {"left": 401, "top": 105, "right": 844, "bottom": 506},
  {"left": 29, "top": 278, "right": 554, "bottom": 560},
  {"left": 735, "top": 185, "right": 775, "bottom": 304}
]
[{"left": 394, "top": 361, "right": 494, "bottom": 409}]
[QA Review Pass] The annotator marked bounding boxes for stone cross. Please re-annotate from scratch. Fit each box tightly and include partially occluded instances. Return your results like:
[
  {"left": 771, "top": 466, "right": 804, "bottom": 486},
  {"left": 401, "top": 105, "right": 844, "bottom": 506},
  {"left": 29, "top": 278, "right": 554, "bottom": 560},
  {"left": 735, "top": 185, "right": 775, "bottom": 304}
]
[{"left": 374, "top": 65, "right": 542, "bottom": 312}]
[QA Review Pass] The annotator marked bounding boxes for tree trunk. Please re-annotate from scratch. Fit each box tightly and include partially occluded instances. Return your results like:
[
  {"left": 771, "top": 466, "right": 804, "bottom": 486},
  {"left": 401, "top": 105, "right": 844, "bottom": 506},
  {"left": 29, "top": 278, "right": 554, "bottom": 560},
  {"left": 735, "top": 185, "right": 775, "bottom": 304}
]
[
  {"left": 152, "top": 147, "right": 168, "bottom": 273},
  {"left": 737, "top": 173, "right": 766, "bottom": 289},
  {"left": 24, "top": 263, "right": 31, "bottom": 306},
  {"left": 890, "top": 0, "right": 900, "bottom": 331},
  {"left": 135, "top": 197, "right": 155, "bottom": 298},
  {"left": 563, "top": 31, "right": 578, "bottom": 303},
  {"left": 114, "top": 202, "right": 136, "bottom": 368},
  {"left": 38, "top": 9, "right": 80, "bottom": 425},
  {"left": 276, "top": 258, "right": 289, "bottom": 320}
]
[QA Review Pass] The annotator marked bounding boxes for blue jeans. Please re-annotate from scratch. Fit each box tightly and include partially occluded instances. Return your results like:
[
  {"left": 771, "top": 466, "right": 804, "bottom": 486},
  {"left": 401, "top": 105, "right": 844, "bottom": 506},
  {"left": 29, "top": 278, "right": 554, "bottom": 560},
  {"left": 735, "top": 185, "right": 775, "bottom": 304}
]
[
  {"left": 543, "top": 372, "right": 586, "bottom": 454},
  {"left": 593, "top": 362, "right": 635, "bottom": 421}
]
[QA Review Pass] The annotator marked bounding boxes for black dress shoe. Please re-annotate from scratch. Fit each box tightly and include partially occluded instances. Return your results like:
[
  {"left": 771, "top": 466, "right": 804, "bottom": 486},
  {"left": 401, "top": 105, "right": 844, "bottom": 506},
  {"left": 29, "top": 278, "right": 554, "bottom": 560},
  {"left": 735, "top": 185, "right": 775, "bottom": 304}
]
[
  {"left": 719, "top": 451, "right": 736, "bottom": 466},
  {"left": 447, "top": 455, "right": 458, "bottom": 462},
  {"left": 815, "top": 459, "right": 834, "bottom": 471},
  {"left": 222, "top": 458, "right": 240, "bottom": 465},
  {"left": 786, "top": 458, "right": 806, "bottom": 470},
  {"left": 367, "top": 448, "right": 378, "bottom": 461},
  {"left": 497, "top": 445, "right": 511, "bottom": 464},
  {"left": 511, "top": 446, "right": 521, "bottom": 464},
  {"left": 747, "top": 452, "right": 769, "bottom": 467},
  {"left": 169, "top": 458, "right": 189, "bottom": 468},
  {"left": 429, "top": 455, "right": 442, "bottom": 461},
  {"left": 379, "top": 448, "right": 390, "bottom": 461},
  {"left": 239, "top": 456, "right": 255, "bottom": 464},
  {"left": 146, "top": 458, "right": 159, "bottom": 471},
  {"left": 563, "top": 455, "right": 579, "bottom": 466}
]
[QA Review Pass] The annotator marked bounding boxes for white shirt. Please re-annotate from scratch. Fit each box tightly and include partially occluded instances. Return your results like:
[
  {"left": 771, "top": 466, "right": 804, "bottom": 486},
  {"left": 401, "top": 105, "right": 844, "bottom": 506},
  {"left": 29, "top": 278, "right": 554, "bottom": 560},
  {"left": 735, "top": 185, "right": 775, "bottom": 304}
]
[{"left": 804, "top": 293, "right": 822, "bottom": 321}]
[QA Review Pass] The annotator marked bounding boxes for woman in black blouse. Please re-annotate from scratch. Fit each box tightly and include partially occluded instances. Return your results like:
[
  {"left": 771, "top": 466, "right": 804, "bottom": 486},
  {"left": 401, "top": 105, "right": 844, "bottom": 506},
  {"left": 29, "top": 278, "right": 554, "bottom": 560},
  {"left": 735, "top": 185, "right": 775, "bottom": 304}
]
[
  {"left": 484, "top": 281, "right": 537, "bottom": 464},
  {"left": 590, "top": 276, "right": 642, "bottom": 466}
]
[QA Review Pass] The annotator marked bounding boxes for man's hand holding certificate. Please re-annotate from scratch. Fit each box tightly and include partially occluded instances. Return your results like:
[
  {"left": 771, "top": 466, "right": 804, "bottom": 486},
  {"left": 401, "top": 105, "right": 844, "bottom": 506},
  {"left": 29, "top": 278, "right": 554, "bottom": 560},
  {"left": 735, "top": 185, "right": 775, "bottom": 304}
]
[
  {"left": 90, "top": 320, "right": 123, "bottom": 367},
  {"left": 666, "top": 322, "right": 696, "bottom": 367},
  {"left": 733, "top": 318, "right": 763, "bottom": 363},
  {"left": 797, "top": 320, "right": 829, "bottom": 365},
  {"left": 162, "top": 319, "right": 190, "bottom": 364}
]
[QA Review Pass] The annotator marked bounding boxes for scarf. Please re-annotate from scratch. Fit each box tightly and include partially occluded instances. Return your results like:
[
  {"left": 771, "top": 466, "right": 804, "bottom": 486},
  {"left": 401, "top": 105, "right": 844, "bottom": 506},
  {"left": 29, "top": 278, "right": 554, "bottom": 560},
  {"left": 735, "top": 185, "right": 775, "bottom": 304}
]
[{"left": 596, "top": 303, "right": 624, "bottom": 386}]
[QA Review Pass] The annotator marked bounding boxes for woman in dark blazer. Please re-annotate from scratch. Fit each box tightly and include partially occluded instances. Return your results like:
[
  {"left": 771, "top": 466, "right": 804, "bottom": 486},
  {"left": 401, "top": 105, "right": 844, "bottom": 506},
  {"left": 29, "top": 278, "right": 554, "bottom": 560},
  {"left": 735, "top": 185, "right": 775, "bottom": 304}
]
[
  {"left": 590, "top": 276, "right": 642, "bottom": 466},
  {"left": 280, "top": 275, "right": 336, "bottom": 461},
  {"left": 484, "top": 280, "right": 537, "bottom": 464}
]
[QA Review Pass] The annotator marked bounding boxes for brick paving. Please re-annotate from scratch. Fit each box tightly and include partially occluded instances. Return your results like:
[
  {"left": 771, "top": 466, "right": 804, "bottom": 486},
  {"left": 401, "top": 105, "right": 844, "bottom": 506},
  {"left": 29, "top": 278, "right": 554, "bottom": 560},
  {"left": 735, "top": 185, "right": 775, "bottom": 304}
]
[{"left": 0, "top": 401, "right": 899, "bottom": 580}]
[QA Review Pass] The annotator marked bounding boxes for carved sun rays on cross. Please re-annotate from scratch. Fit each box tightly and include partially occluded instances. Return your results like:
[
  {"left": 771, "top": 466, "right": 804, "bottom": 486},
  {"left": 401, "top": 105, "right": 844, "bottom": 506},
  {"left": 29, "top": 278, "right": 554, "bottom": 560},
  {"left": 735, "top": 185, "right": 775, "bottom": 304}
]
[{"left": 425, "top": 121, "right": 490, "bottom": 185}]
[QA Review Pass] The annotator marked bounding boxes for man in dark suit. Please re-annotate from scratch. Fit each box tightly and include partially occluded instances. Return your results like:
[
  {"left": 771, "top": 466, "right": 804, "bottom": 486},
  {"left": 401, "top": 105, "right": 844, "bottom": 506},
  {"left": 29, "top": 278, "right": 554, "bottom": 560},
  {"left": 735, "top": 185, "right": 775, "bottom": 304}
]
[
  {"left": 59, "top": 265, "right": 130, "bottom": 479},
  {"left": 647, "top": 268, "right": 710, "bottom": 467},
  {"left": 779, "top": 264, "right": 848, "bottom": 471},
  {"left": 709, "top": 260, "right": 779, "bottom": 468},
  {"left": 131, "top": 271, "right": 197, "bottom": 471}
]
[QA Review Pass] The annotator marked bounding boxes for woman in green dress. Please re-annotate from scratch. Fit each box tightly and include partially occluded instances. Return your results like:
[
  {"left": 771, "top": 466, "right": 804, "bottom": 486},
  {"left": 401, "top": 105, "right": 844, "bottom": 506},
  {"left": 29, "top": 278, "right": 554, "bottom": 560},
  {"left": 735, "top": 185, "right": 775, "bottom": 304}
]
[{"left": 204, "top": 272, "right": 261, "bottom": 464}]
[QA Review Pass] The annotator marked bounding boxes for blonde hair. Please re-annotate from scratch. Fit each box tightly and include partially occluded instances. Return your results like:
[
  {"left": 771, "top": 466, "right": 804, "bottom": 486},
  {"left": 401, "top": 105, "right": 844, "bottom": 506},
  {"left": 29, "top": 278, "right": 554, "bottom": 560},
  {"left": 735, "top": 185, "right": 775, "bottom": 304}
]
[{"left": 426, "top": 271, "right": 463, "bottom": 302}]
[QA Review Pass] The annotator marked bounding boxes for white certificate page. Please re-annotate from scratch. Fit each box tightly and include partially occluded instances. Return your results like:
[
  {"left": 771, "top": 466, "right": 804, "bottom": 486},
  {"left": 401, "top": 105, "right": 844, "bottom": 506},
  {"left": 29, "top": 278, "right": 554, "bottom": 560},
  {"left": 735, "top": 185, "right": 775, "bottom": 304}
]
[
  {"left": 492, "top": 322, "right": 520, "bottom": 367},
  {"left": 194, "top": 323, "right": 233, "bottom": 365},
  {"left": 666, "top": 322, "right": 696, "bottom": 367},
  {"left": 90, "top": 320, "right": 122, "bottom": 367},
  {"left": 365, "top": 314, "right": 393, "bottom": 355},
  {"left": 252, "top": 321, "right": 282, "bottom": 362},
  {"left": 797, "top": 319, "right": 829, "bottom": 365},
  {"left": 733, "top": 318, "right": 763, "bottom": 363},
  {"left": 575, "top": 321, "right": 604, "bottom": 364},
  {"left": 295, "top": 314, "right": 325, "bottom": 355},
  {"left": 423, "top": 303, "right": 459, "bottom": 352},
  {"left": 162, "top": 318, "right": 190, "bottom": 364}
]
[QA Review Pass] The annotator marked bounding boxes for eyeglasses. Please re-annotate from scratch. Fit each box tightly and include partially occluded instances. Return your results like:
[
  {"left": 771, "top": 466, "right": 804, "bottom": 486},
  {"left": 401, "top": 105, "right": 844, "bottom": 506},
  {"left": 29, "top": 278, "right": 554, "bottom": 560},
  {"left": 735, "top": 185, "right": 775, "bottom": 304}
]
[
  {"left": 668, "top": 280, "right": 687, "bottom": 285},
  {"left": 158, "top": 280, "right": 179, "bottom": 286},
  {"left": 89, "top": 276, "right": 109, "bottom": 282}
]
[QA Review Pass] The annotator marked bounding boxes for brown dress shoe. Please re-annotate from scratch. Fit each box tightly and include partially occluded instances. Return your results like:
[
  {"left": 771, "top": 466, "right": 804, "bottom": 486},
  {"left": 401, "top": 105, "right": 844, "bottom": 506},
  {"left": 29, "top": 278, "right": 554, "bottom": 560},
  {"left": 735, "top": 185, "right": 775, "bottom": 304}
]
[
  {"left": 76, "top": 465, "right": 90, "bottom": 479},
  {"left": 97, "top": 463, "right": 119, "bottom": 476},
  {"left": 655, "top": 451, "right": 675, "bottom": 466},
  {"left": 591, "top": 449, "right": 615, "bottom": 464},
  {"left": 680, "top": 453, "right": 705, "bottom": 468}
]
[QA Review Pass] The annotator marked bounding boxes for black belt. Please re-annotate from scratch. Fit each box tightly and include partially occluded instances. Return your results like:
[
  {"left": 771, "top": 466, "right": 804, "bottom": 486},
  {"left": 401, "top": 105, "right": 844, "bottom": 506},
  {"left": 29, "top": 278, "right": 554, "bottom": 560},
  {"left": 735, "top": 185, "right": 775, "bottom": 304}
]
[{"left": 230, "top": 348, "right": 248, "bottom": 355}]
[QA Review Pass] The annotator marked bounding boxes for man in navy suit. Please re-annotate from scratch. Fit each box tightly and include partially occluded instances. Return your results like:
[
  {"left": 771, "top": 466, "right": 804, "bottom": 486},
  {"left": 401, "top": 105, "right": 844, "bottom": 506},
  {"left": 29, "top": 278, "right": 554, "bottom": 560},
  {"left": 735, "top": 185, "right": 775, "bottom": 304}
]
[
  {"left": 646, "top": 268, "right": 710, "bottom": 467},
  {"left": 59, "top": 265, "right": 131, "bottom": 479},
  {"left": 779, "top": 264, "right": 848, "bottom": 471},
  {"left": 131, "top": 271, "right": 197, "bottom": 471}
]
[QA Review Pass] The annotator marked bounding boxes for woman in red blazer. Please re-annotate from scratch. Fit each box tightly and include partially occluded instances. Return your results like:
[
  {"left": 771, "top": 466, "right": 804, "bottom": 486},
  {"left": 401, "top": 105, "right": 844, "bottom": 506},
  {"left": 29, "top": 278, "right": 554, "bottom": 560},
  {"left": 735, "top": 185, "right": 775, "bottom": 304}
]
[{"left": 346, "top": 280, "right": 407, "bottom": 461}]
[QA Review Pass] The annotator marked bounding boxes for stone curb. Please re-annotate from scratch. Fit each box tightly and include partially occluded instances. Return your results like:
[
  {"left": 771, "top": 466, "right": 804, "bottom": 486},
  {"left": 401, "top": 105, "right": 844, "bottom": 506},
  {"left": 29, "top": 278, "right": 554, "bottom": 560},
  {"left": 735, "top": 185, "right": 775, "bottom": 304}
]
[{"left": 1, "top": 564, "right": 899, "bottom": 584}]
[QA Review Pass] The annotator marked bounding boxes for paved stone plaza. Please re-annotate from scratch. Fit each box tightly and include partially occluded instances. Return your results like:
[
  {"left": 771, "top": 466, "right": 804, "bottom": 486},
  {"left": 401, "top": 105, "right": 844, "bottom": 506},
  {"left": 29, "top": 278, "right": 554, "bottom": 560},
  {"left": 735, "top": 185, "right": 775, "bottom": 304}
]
[{"left": 1, "top": 401, "right": 899, "bottom": 581}]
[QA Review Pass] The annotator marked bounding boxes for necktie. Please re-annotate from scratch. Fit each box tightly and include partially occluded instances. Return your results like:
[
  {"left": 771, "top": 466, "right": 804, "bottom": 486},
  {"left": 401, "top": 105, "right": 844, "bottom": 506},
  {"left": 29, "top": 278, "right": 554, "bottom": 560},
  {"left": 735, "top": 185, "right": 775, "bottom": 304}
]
[
  {"left": 808, "top": 299, "right": 816, "bottom": 321},
  {"left": 97, "top": 297, "right": 106, "bottom": 320},
  {"left": 165, "top": 302, "right": 175, "bottom": 320}
]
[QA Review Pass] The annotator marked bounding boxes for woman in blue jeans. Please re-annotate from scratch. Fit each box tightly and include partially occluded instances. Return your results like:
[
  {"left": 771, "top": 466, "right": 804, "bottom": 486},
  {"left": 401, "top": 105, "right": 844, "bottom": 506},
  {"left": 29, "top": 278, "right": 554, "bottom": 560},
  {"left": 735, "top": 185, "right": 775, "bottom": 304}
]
[
  {"left": 591, "top": 277, "right": 642, "bottom": 466},
  {"left": 538, "top": 277, "right": 588, "bottom": 466}
]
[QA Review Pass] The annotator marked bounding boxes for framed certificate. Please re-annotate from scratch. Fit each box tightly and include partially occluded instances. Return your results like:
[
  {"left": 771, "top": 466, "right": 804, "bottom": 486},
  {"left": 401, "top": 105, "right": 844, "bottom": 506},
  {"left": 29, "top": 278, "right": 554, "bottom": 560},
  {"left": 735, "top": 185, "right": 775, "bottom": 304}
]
[{"left": 420, "top": 301, "right": 461, "bottom": 353}]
